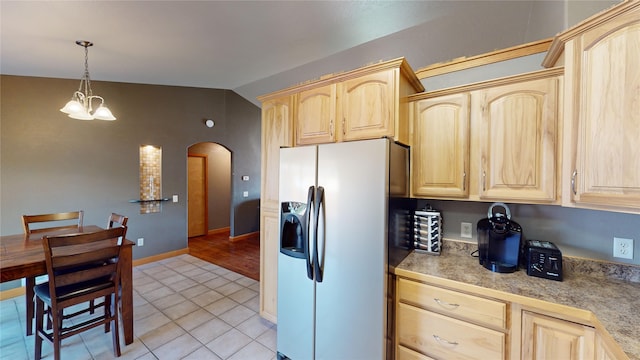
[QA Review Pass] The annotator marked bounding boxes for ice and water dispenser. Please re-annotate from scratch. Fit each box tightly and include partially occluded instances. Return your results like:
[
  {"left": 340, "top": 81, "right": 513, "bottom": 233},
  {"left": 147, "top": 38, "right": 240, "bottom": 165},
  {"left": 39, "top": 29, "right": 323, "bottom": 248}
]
[{"left": 280, "top": 201, "right": 307, "bottom": 259}]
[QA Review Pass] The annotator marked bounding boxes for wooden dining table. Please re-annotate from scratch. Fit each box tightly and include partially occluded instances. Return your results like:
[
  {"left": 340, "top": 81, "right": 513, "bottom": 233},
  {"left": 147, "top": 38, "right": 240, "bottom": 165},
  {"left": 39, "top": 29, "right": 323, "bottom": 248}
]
[{"left": 0, "top": 225, "right": 135, "bottom": 345}]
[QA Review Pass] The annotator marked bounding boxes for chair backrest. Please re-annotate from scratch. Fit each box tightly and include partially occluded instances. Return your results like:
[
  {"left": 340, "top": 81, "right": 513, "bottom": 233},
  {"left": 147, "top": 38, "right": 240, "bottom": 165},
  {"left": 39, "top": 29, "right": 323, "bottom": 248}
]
[
  {"left": 107, "top": 213, "right": 128, "bottom": 229},
  {"left": 42, "top": 226, "right": 127, "bottom": 302},
  {"left": 22, "top": 211, "right": 84, "bottom": 234}
]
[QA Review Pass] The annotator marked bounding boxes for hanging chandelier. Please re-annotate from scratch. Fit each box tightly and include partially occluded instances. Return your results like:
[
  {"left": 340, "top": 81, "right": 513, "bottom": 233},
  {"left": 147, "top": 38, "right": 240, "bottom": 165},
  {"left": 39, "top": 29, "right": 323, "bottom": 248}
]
[{"left": 60, "top": 40, "right": 116, "bottom": 120}]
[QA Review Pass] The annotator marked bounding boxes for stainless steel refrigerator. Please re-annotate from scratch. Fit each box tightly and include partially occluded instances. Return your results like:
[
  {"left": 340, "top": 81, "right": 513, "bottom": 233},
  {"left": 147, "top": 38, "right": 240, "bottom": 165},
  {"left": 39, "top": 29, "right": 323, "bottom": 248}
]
[{"left": 277, "top": 138, "right": 413, "bottom": 360}]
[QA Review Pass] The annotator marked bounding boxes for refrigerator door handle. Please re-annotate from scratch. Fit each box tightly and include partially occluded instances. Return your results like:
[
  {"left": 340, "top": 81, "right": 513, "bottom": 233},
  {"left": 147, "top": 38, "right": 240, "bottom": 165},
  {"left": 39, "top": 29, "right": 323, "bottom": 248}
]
[
  {"left": 305, "top": 186, "right": 315, "bottom": 280},
  {"left": 313, "top": 186, "right": 325, "bottom": 283}
]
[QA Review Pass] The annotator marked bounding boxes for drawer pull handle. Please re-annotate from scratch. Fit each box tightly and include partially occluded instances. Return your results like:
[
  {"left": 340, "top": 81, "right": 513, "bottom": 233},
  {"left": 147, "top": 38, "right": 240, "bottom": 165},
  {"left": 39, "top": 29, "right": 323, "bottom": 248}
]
[
  {"left": 433, "top": 335, "right": 459, "bottom": 347},
  {"left": 434, "top": 298, "right": 460, "bottom": 309}
]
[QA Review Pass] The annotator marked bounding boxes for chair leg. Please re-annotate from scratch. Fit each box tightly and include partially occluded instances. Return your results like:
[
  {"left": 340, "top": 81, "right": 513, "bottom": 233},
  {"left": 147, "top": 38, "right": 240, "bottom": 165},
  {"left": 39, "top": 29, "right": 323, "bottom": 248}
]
[
  {"left": 89, "top": 300, "right": 95, "bottom": 314},
  {"left": 52, "top": 309, "right": 62, "bottom": 360},
  {"left": 46, "top": 307, "right": 52, "bottom": 330},
  {"left": 112, "top": 294, "right": 121, "bottom": 357},
  {"left": 104, "top": 295, "right": 112, "bottom": 333},
  {"left": 26, "top": 276, "right": 35, "bottom": 336},
  {"left": 34, "top": 298, "right": 44, "bottom": 360}
]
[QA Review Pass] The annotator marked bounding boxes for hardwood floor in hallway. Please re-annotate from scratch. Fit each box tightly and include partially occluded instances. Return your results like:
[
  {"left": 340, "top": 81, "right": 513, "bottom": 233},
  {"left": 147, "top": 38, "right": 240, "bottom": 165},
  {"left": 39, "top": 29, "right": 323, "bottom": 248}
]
[{"left": 188, "top": 231, "right": 260, "bottom": 281}]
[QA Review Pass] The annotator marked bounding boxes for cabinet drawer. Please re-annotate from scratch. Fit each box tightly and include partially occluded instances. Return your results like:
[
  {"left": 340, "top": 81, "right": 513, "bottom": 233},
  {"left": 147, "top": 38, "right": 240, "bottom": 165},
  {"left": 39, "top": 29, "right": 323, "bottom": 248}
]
[
  {"left": 398, "top": 345, "right": 436, "bottom": 360},
  {"left": 397, "top": 303, "right": 506, "bottom": 360},
  {"left": 398, "top": 278, "right": 506, "bottom": 328}
]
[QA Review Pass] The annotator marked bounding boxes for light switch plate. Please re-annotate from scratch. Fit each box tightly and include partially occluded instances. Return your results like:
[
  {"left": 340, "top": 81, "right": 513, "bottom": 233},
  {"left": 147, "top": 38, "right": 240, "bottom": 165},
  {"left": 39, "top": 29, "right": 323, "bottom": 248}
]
[{"left": 172, "top": 195, "right": 178, "bottom": 203}]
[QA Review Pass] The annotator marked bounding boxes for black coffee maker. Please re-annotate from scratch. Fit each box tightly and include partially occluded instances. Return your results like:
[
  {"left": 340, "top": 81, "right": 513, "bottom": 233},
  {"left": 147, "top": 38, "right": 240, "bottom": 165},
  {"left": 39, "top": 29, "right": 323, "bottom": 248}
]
[{"left": 477, "top": 203, "right": 523, "bottom": 273}]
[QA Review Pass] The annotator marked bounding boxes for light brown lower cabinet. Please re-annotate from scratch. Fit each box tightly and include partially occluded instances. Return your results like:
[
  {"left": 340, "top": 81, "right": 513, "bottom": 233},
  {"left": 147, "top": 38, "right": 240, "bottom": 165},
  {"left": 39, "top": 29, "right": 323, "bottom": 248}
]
[
  {"left": 595, "top": 334, "right": 620, "bottom": 360},
  {"left": 395, "top": 274, "right": 629, "bottom": 360},
  {"left": 396, "top": 277, "right": 507, "bottom": 360},
  {"left": 521, "top": 311, "right": 595, "bottom": 360}
]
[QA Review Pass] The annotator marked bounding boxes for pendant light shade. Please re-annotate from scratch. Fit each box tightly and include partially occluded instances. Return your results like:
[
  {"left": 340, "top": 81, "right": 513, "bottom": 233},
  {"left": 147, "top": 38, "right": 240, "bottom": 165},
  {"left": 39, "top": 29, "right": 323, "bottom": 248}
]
[
  {"left": 60, "top": 40, "right": 116, "bottom": 121},
  {"left": 93, "top": 105, "right": 116, "bottom": 121}
]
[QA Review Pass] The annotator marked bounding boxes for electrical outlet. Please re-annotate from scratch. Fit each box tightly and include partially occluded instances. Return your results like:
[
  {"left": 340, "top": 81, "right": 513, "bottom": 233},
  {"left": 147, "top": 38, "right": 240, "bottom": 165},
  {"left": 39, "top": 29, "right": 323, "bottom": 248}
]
[
  {"left": 461, "top": 222, "right": 473, "bottom": 239},
  {"left": 137, "top": 238, "right": 144, "bottom": 247},
  {"left": 613, "top": 237, "right": 633, "bottom": 259}
]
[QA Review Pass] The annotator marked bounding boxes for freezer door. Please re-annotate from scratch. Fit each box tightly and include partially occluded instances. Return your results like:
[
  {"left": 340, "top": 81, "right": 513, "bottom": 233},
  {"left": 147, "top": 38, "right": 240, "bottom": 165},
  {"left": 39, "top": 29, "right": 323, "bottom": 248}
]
[
  {"left": 315, "top": 139, "right": 388, "bottom": 360},
  {"left": 279, "top": 145, "right": 317, "bottom": 203},
  {"left": 277, "top": 145, "right": 317, "bottom": 360}
]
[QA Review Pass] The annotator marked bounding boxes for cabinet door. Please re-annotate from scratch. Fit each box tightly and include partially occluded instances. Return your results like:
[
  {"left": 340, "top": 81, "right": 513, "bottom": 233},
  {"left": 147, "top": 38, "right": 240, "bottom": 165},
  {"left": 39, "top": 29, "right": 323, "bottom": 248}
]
[
  {"left": 296, "top": 84, "right": 336, "bottom": 145},
  {"left": 259, "top": 96, "right": 292, "bottom": 323},
  {"left": 339, "top": 70, "right": 395, "bottom": 141},
  {"left": 569, "top": 10, "right": 640, "bottom": 210},
  {"left": 261, "top": 96, "right": 293, "bottom": 211},
  {"left": 259, "top": 210, "right": 279, "bottom": 323},
  {"left": 474, "top": 77, "right": 558, "bottom": 202},
  {"left": 522, "top": 311, "right": 595, "bottom": 360},
  {"left": 595, "top": 334, "right": 619, "bottom": 360},
  {"left": 412, "top": 93, "right": 470, "bottom": 198}
]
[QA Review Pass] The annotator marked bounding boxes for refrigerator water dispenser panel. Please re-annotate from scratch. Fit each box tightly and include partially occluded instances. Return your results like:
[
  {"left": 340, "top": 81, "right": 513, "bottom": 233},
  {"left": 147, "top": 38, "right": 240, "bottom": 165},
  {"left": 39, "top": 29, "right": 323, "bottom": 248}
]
[{"left": 280, "top": 201, "right": 307, "bottom": 259}]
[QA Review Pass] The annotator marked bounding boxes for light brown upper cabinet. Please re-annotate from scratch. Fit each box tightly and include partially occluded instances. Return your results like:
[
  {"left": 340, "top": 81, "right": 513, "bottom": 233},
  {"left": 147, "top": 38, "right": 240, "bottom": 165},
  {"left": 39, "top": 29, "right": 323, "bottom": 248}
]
[
  {"left": 409, "top": 68, "right": 562, "bottom": 203},
  {"left": 296, "top": 84, "right": 337, "bottom": 145},
  {"left": 260, "top": 96, "right": 294, "bottom": 212},
  {"left": 411, "top": 93, "right": 470, "bottom": 198},
  {"left": 544, "top": 1, "right": 640, "bottom": 213},
  {"left": 472, "top": 76, "right": 560, "bottom": 202},
  {"left": 338, "top": 70, "right": 396, "bottom": 142},
  {"left": 293, "top": 58, "right": 423, "bottom": 146}
]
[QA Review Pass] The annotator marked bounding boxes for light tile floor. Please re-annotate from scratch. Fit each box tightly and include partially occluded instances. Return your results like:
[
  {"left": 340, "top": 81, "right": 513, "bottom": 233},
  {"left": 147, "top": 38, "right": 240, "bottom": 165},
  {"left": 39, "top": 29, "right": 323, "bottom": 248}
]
[{"left": 0, "top": 254, "right": 277, "bottom": 360}]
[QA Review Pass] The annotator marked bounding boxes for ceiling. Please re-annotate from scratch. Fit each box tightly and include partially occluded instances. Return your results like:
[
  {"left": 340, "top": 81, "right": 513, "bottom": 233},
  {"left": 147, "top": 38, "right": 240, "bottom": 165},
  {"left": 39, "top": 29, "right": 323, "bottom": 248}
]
[{"left": 0, "top": 1, "right": 616, "bottom": 106}]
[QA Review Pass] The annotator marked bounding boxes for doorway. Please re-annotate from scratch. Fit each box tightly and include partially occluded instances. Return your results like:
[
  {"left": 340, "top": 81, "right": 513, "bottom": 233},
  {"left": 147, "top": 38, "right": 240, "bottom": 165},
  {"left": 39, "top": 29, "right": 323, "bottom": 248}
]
[{"left": 187, "top": 143, "right": 231, "bottom": 237}]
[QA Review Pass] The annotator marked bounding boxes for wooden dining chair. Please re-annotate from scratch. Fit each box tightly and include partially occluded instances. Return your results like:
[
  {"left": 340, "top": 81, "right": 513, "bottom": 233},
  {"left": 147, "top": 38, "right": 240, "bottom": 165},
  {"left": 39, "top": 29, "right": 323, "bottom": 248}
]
[
  {"left": 107, "top": 212, "right": 128, "bottom": 229},
  {"left": 95, "top": 213, "right": 128, "bottom": 314},
  {"left": 22, "top": 211, "right": 84, "bottom": 336},
  {"left": 34, "top": 226, "right": 127, "bottom": 360}
]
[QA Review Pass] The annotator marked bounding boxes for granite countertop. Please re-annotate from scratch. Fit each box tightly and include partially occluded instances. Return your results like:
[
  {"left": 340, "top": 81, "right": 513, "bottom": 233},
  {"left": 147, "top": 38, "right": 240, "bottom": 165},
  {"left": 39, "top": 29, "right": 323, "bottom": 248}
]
[{"left": 395, "top": 241, "right": 640, "bottom": 360}]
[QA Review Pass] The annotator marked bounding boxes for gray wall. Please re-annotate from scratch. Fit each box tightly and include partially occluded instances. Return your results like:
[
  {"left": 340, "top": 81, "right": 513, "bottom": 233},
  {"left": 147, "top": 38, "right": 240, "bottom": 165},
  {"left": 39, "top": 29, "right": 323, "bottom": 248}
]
[
  {"left": 188, "top": 142, "right": 232, "bottom": 231},
  {"left": 418, "top": 199, "right": 640, "bottom": 266},
  {"left": 0, "top": 75, "right": 261, "bottom": 261},
  {"left": 234, "top": 1, "right": 619, "bottom": 106}
]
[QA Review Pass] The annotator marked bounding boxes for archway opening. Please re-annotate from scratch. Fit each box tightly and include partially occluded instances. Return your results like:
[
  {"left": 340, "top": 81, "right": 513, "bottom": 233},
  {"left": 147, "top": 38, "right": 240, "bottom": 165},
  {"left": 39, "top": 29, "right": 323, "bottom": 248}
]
[{"left": 187, "top": 142, "right": 231, "bottom": 237}]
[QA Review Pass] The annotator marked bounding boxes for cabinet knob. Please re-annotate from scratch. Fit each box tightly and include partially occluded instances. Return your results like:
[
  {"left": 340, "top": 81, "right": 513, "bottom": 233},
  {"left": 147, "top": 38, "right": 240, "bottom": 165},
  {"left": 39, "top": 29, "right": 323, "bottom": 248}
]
[{"left": 571, "top": 170, "right": 578, "bottom": 196}]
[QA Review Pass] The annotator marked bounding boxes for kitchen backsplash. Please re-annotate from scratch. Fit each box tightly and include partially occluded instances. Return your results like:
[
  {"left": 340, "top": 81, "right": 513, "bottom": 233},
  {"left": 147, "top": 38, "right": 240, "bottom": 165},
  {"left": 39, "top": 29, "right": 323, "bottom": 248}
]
[
  {"left": 418, "top": 199, "right": 640, "bottom": 267},
  {"left": 443, "top": 239, "right": 640, "bottom": 284}
]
